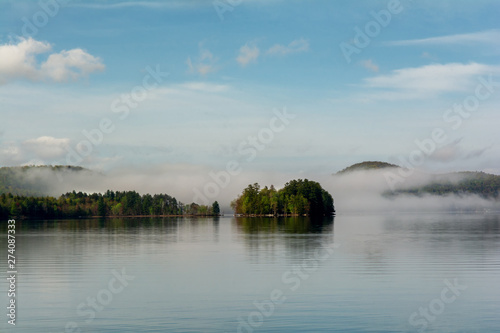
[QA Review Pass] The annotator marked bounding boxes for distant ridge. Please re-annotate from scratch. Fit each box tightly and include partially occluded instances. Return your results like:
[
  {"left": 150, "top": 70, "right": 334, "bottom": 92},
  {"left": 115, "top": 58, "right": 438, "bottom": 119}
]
[
  {"left": 336, "top": 161, "right": 400, "bottom": 174},
  {"left": 335, "top": 161, "right": 499, "bottom": 199},
  {"left": 0, "top": 165, "right": 90, "bottom": 196},
  {"left": 388, "top": 171, "right": 500, "bottom": 199}
]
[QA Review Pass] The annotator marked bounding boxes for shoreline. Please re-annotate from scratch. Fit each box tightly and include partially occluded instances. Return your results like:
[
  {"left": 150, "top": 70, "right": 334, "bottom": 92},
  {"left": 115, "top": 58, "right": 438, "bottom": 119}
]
[
  {"left": 9, "top": 214, "right": 223, "bottom": 221},
  {"left": 8, "top": 214, "right": 338, "bottom": 221}
]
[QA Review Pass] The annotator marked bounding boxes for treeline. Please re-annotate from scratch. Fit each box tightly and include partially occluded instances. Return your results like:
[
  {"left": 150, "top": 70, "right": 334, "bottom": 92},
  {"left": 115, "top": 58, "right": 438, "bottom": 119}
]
[
  {"left": 387, "top": 172, "right": 500, "bottom": 199},
  {"left": 231, "top": 179, "right": 334, "bottom": 216},
  {"left": 0, "top": 190, "right": 221, "bottom": 219}
]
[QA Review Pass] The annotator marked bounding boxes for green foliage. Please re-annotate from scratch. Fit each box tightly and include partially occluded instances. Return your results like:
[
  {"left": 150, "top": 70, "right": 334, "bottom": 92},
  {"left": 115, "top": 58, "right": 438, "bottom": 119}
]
[
  {"left": 232, "top": 179, "right": 335, "bottom": 216},
  {"left": 97, "top": 196, "right": 107, "bottom": 217},
  {"left": 0, "top": 190, "right": 217, "bottom": 219},
  {"left": 336, "top": 161, "right": 399, "bottom": 174},
  {"left": 212, "top": 201, "right": 220, "bottom": 215}
]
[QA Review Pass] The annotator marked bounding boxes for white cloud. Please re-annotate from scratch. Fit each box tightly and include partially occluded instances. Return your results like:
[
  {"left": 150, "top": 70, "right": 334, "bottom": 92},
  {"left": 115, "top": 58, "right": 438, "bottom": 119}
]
[
  {"left": 187, "top": 43, "right": 218, "bottom": 76},
  {"left": 23, "top": 136, "right": 70, "bottom": 160},
  {"left": 237, "top": 43, "right": 260, "bottom": 67},
  {"left": 363, "top": 62, "right": 500, "bottom": 99},
  {"left": 0, "top": 144, "right": 22, "bottom": 164},
  {"left": 0, "top": 136, "right": 71, "bottom": 166},
  {"left": 0, "top": 38, "right": 51, "bottom": 84},
  {"left": 360, "top": 59, "right": 379, "bottom": 72},
  {"left": 0, "top": 38, "right": 104, "bottom": 85},
  {"left": 386, "top": 29, "right": 500, "bottom": 46},
  {"left": 41, "top": 49, "right": 105, "bottom": 82},
  {"left": 266, "top": 38, "right": 309, "bottom": 56}
]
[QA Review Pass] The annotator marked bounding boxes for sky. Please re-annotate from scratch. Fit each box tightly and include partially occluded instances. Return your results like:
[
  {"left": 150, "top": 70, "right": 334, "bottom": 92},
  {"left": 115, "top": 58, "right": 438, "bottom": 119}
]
[{"left": 1, "top": 0, "right": 500, "bottom": 205}]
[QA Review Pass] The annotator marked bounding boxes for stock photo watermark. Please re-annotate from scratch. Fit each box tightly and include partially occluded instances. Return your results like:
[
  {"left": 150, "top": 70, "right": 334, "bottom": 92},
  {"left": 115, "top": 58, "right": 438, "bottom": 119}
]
[
  {"left": 6, "top": 219, "right": 17, "bottom": 326},
  {"left": 64, "top": 267, "right": 135, "bottom": 333},
  {"left": 408, "top": 278, "right": 467, "bottom": 332},
  {"left": 213, "top": 0, "right": 242, "bottom": 21},
  {"left": 339, "top": 0, "right": 403, "bottom": 64},
  {"left": 237, "top": 240, "right": 340, "bottom": 332},
  {"left": 63, "top": 65, "right": 169, "bottom": 166},
  {"left": 384, "top": 73, "right": 499, "bottom": 190},
  {"left": 192, "top": 107, "right": 296, "bottom": 205}
]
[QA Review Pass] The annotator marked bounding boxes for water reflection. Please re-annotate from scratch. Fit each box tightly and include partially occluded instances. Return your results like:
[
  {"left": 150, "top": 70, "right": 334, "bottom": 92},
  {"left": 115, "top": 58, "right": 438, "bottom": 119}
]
[
  {"left": 0, "top": 214, "right": 498, "bottom": 332},
  {"left": 382, "top": 213, "right": 500, "bottom": 236},
  {"left": 233, "top": 216, "right": 336, "bottom": 265},
  {"left": 0, "top": 217, "right": 183, "bottom": 232},
  {"left": 234, "top": 216, "right": 335, "bottom": 234},
  {"left": 212, "top": 216, "right": 220, "bottom": 242},
  {"left": 333, "top": 213, "right": 500, "bottom": 278},
  {"left": 1, "top": 216, "right": 226, "bottom": 234}
]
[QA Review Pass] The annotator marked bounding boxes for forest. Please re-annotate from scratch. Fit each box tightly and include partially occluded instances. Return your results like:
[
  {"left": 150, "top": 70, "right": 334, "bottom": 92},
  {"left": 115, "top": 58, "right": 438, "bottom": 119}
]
[
  {"left": 231, "top": 179, "right": 335, "bottom": 216},
  {"left": 0, "top": 190, "right": 220, "bottom": 219},
  {"left": 386, "top": 172, "right": 500, "bottom": 199}
]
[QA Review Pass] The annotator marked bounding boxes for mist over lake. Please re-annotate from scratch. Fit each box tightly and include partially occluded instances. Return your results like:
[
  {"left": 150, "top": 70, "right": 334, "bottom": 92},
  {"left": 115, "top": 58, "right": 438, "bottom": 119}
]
[
  {"left": 1, "top": 214, "right": 499, "bottom": 332},
  {"left": 2, "top": 0, "right": 500, "bottom": 331}
]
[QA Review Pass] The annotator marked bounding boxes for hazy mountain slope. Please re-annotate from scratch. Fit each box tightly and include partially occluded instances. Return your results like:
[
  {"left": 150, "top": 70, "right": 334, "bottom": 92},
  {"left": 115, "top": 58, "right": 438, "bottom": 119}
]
[
  {"left": 387, "top": 171, "right": 500, "bottom": 199},
  {"left": 337, "top": 161, "right": 500, "bottom": 199},
  {"left": 336, "top": 161, "right": 400, "bottom": 174},
  {"left": 0, "top": 165, "right": 92, "bottom": 196}
]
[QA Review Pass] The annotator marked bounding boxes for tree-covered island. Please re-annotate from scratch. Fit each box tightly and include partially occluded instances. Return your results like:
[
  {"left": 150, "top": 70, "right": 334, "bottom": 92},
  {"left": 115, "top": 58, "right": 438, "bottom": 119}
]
[{"left": 231, "top": 179, "right": 335, "bottom": 216}]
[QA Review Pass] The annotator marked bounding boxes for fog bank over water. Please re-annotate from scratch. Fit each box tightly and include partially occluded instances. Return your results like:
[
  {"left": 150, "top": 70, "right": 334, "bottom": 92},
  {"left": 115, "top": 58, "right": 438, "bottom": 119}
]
[
  {"left": 14, "top": 165, "right": 500, "bottom": 213},
  {"left": 326, "top": 169, "right": 499, "bottom": 213}
]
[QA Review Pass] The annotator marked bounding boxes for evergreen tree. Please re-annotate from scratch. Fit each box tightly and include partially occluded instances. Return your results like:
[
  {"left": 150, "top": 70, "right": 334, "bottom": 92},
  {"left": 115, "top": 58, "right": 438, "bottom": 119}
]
[
  {"left": 97, "top": 196, "right": 107, "bottom": 217},
  {"left": 212, "top": 201, "right": 220, "bottom": 216}
]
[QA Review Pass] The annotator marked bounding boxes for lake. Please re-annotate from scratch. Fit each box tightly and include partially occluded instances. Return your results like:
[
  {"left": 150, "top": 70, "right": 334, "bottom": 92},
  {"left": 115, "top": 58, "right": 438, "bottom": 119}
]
[{"left": 1, "top": 214, "right": 499, "bottom": 332}]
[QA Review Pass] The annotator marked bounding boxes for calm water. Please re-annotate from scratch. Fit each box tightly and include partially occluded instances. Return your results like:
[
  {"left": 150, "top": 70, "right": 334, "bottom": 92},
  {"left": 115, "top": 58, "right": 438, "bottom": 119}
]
[{"left": 1, "top": 214, "right": 499, "bottom": 332}]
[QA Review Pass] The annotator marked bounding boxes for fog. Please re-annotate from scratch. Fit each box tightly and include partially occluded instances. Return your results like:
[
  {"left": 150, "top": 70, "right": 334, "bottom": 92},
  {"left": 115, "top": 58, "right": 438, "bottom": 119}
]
[
  {"left": 14, "top": 165, "right": 500, "bottom": 213},
  {"left": 15, "top": 165, "right": 297, "bottom": 212},
  {"left": 324, "top": 169, "right": 499, "bottom": 213}
]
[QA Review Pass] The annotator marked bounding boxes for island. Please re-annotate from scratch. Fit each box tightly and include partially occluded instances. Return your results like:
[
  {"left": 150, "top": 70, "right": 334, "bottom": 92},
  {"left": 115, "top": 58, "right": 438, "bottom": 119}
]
[{"left": 231, "top": 179, "right": 335, "bottom": 216}]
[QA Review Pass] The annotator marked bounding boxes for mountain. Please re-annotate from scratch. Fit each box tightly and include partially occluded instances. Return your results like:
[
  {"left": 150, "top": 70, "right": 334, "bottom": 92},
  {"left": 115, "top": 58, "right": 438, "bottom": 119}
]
[
  {"left": 336, "top": 161, "right": 500, "bottom": 200},
  {"left": 387, "top": 171, "right": 500, "bottom": 199},
  {"left": 2, "top": 162, "right": 499, "bottom": 202},
  {"left": 0, "top": 165, "right": 91, "bottom": 196},
  {"left": 336, "top": 161, "right": 400, "bottom": 174}
]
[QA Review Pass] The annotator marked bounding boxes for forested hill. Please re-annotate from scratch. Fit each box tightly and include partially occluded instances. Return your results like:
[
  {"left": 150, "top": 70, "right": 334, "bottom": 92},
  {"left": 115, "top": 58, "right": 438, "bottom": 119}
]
[
  {"left": 231, "top": 179, "right": 334, "bottom": 216},
  {"left": 336, "top": 161, "right": 400, "bottom": 174},
  {"left": 0, "top": 165, "right": 89, "bottom": 196},
  {"left": 336, "top": 161, "right": 500, "bottom": 199},
  {"left": 386, "top": 171, "right": 500, "bottom": 199}
]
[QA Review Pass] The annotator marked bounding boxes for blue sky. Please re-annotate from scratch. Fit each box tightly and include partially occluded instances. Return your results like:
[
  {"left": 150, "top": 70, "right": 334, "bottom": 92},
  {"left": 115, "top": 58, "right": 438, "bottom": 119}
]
[{"left": 1, "top": 0, "right": 500, "bottom": 197}]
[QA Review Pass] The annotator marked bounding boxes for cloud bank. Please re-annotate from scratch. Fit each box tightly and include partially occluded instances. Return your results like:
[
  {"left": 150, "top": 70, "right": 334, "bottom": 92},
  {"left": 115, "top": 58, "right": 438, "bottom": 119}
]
[
  {"left": 325, "top": 169, "right": 499, "bottom": 213},
  {"left": 10, "top": 165, "right": 500, "bottom": 214}
]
